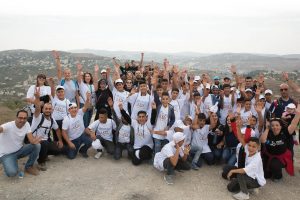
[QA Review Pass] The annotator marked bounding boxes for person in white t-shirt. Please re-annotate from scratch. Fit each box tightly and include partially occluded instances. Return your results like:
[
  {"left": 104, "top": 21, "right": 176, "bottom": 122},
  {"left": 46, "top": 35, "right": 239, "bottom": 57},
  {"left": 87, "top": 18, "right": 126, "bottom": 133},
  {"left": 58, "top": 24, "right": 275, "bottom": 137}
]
[
  {"left": 50, "top": 85, "right": 71, "bottom": 141},
  {"left": 222, "top": 116, "right": 266, "bottom": 200},
  {"left": 0, "top": 110, "right": 41, "bottom": 177},
  {"left": 86, "top": 108, "right": 116, "bottom": 159},
  {"left": 26, "top": 74, "right": 52, "bottom": 123},
  {"left": 31, "top": 90, "right": 63, "bottom": 171},
  {"left": 190, "top": 109, "right": 218, "bottom": 170},
  {"left": 62, "top": 93, "right": 93, "bottom": 159}
]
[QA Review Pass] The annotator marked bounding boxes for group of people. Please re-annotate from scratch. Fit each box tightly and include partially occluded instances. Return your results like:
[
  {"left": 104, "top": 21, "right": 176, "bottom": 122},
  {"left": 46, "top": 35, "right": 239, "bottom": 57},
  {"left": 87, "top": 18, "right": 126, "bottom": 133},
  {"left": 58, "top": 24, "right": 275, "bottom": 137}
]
[{"left": 1, "top": 51, "right": 300, "bottom": 200}]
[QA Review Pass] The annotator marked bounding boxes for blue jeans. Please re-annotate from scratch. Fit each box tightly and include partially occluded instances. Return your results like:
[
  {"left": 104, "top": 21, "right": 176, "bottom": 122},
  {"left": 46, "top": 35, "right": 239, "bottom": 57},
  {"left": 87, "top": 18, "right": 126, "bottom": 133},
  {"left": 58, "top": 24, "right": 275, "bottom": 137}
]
[
  {"left": 66, "top": 133, "right": 92, "bottom": 159},
  {"left": 222, "top": 147, "right": 237, "bottom": 166},
  {"left": 190, "top": 145, "right": 203, "bottom": 165},
  {"left": 0, "top": 144, "right": 41, "bottom": 177},
  {"left": 211, "top": 147, "right": 223, "bottom": 162},
  {"left": 153, "top": 138, "right": 169, "bottom": 154},
  {"left": 80, "top": 103, "right": 93, "bottom": 128}
]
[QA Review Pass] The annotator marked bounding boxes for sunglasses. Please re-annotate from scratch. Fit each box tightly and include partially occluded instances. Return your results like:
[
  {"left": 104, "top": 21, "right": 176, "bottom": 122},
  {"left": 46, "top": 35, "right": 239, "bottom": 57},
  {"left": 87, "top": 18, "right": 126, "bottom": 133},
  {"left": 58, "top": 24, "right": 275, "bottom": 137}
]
[{"left": 280, "top": 88, "right": 288, "bottom": 91}]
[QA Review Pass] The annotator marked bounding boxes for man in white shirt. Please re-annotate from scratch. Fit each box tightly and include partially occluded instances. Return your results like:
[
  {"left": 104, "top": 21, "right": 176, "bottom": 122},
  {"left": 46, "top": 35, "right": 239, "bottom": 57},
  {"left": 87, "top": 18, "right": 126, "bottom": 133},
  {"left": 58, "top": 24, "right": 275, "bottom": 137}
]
[
  {"left": 62, "top": 93, "right": 93, "bottom": 159},
  {"left": 154, "top": 132, "right": 191, "bottom": 185},
  {"left": 0, "top": 110, "right": 41, "bottom": 177}
]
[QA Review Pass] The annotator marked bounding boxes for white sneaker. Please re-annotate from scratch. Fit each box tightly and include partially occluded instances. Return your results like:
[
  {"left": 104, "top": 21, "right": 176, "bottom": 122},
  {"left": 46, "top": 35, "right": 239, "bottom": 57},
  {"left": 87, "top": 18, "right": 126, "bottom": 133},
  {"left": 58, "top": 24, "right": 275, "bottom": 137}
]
[
  {"left": 233, "top": 191, "right": 249, "bottom": 200},
  {"left": 164, "top": 174, "right": 174, "bottom": 185},
  {"left": 94, "top": 152, "right": 102, "bottom": 159}
]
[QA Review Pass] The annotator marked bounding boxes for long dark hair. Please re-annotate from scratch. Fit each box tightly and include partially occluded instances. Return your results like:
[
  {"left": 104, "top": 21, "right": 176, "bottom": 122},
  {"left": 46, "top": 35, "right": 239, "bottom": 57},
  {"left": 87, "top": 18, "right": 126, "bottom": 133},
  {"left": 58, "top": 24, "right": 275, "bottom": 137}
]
[
  {"left": 36, "top": 74, "right": 48, "bottom": 86},
  {"left": 83, "top": 72, "right": 93, "bottom": 85}
]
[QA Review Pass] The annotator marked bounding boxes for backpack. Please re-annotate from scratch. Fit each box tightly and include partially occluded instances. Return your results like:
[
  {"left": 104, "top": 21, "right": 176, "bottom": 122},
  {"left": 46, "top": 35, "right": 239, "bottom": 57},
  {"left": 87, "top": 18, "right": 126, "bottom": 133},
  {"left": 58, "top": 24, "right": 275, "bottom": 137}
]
[{"left": 60, "top": 79, "right": 79, "bottom": 89}]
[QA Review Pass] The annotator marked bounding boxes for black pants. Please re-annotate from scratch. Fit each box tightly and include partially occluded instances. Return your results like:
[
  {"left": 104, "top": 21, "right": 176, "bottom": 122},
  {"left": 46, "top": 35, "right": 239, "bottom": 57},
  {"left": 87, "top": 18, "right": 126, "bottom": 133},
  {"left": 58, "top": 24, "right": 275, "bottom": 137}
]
[
  {"left": 98, "top": 136, "right": 115, "bottom": 155},
  {"left": 114, "top": 142, "right": 133, "bottom": 160},
  {"left": 222, "top": 165, "right": 260, "bottom": 194},
  {"left": 38, "top": 140, "right": 62, "bottom": 164},
  {"left": 52, "top": 120, "right": 63, "bottom": 142},
  {"left": 132, "top": 146, "right": 153, "bottom": 166},
  {"left": 263, "top": 156, "right": 285, "bottom": 180},
  {"left": 163, "top": 158, "right": 191, "bottom": 175}
]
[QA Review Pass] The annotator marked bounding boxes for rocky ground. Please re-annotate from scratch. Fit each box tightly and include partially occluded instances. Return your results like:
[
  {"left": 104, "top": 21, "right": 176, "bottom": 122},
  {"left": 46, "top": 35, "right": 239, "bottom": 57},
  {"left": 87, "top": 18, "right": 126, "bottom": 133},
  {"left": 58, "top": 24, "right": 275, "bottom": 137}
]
[{"left": 0, "top": 147, "right": 299, "bottom": 200}]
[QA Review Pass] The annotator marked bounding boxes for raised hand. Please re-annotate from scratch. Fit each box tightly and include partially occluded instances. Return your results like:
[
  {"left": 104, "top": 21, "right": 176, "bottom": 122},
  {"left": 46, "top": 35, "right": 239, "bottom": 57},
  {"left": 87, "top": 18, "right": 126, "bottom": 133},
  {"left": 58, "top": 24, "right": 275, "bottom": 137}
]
[
  {"left": 47, "top": 77, "right": 54, "bottom": 85},
  {"left": 282, "top": 72, "right": 289, "bottom": 81},
  {"left": 76, "top": 62, "right": 83, "bottom": 71},
  {"left": 151, "top": 101, "right": 156, "bottom": 109},
  {"left": 94, "top": 64, "right": 99, "bottom": 72},
  {"left": 52, "top": 50, "right": 60, "bottom": 59},
  {"left": 258, "top": 73, "right": 265, "bottom": 84},
  {"left": 34, "top": 87, "right": 41, "bottom": 99},
  {"left": 230, "top": 65, "right": 237, "bottom": 74},
  {"left": 236, "top": 103, "right": 242, "bottom": 114},
  {"left": 255, "top": 102, "right": 263, "bottom": 113}
]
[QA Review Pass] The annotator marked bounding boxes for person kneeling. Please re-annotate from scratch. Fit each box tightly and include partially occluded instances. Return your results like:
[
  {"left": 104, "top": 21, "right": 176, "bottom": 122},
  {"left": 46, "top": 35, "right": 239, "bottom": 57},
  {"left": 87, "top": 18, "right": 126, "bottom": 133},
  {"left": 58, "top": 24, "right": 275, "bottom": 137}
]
[{"left": 154, "top": 132, "right": 191, "bottom": 185}]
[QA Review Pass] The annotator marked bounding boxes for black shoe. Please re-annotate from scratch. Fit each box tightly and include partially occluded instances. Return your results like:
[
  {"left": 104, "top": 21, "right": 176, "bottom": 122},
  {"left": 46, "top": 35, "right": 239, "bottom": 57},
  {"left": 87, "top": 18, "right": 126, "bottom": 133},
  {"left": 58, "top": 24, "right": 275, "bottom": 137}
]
[{"left": 80, "top": 152, "right": 89, "bottom": 158}]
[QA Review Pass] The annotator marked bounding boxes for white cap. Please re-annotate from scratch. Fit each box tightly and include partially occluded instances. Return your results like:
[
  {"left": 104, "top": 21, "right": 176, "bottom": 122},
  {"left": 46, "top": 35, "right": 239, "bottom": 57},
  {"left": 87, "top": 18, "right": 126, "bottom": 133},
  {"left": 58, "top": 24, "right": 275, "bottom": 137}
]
[
  {"left": 186, "top": 115, "right": 193, "bottom": 120},
  {"left": 245, "top": 88, "right": 253, "bottom": 93},
  {"left": 194, "top": 75, "right": 201, "bottom": 81},
  {"left": 92, "top": 139, "right": 103, "bottom": 150},
  {"left": 173, "top": 132, "right": 186, "bottom": 143},
  {"left": 259, "top": 94, "right": 265, "bottom": 100},
  {"left": 101, "top": 69, "right": 107, "bottom": 73},
  {"left": 56, "top": 85, "right": 65, "bottom": 90},
  {"left": 115, "top": 78, "right": 123, "bottom": 84},
  {"left": 264, "top": 89, "right": 273, "bottom": 95},
  {"left": 286, "top": 103, "right": 296, "bottom": 110},
  {"left": 68, "top": 103, "right": 78, "bottom": 109}
]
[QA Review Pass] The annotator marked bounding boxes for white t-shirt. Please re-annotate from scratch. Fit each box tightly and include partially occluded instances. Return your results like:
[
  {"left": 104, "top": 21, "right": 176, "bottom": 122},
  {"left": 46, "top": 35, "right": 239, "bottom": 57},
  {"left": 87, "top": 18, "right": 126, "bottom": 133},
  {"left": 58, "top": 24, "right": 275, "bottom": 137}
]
[
  {"left": 153, "top": 105, "right": 169, "bottom": 140},
  {"left": 170, "top": 99, "right": 185, "bottom": 121},
  {"left": 88, "top": 119, "right": 116, "bottom": 142},
  {"left": 168, "top": 120, "right": 192, "bottom": 145},
  {"left": 52, "top": 96, "right": 70, "bottom": 120},
  {"left": 62, "top": 109, "right": 85, "bottom": 140},
  {"left": 220, "top": 95, "right": 236, "bottom": 125},
  {"left": 154, "top": 141, "right": 184, "bottom": 171},
  {"left": 132, "top": 119, "right": 153, "bottom": 149},
  {"left": 191, "top": 125, "right": 211, "bottom": 153},
  {"left": 128, "top": 92, "right": 152, "bottom": 119},
  {"left": 118, "top": 124, "right": 131, "bottom": 144},
  {"left": 202, "top": 95, "right": 213, "bottom": 118},
  {"left": 241, "top": 109, "right": 253, "bottom": 127},
  {"left": 112, "top": 88, "right": 129, "bottom": 119},
  {"left": 0, "top": 121, "right": 31, "bottom": 158},
  {"left": 26, "top": 85, "right": 51, "bottom": 113},
  {"left": 79, "top": 82, "right": 95, "bottom": 105},
  {"left": 31, "top": 114, "right": 59, "bottom": 141},
  {"left": 235, "top": 144, "right": 266, "bottom": 186},
  {"left": 59, "top": 79, "right": 78, "bottom": 103}
]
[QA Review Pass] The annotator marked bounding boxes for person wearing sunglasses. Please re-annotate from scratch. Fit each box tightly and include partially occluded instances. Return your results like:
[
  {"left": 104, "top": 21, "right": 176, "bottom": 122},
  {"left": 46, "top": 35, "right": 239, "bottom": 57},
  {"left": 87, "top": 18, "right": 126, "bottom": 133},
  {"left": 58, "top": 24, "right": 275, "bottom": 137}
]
[{"left": 269, "top": 83, "right": 297, "bottom": 118}]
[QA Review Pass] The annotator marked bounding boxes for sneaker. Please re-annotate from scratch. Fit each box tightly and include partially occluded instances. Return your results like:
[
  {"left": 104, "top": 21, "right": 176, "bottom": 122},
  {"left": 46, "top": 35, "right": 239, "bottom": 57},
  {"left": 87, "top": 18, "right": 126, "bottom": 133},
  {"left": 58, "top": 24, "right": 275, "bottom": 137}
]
[
  {"left": 249, "top": 188, "right": 259, "bottom": 195},
  {"left": 164, "top": 174, "right": 174, "bottom": 185},
  {"left": 191, "top": 162, "right": 200, "bottom": 170},
  {"left": 37, "top": 163, "right": 47, "bottom": 171},
  {"left": 94, "top": 152, "right": 102, "bottom": 159},
  {"left": 80, "top": 152, "right": 89, "bottom": 158},
  {"left": 233, "top": 191, "right": 249, "bottom": 200},
  {"left": 25, "top": 166, "right": 39, "bottom": 176},
  {"left": 18, "top": 171, "right": 24, "bottom": 179}
]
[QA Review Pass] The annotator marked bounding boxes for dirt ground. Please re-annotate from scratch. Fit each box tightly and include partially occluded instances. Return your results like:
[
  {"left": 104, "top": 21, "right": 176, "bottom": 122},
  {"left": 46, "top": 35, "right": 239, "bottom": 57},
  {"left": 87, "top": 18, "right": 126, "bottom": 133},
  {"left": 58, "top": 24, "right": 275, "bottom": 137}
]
[{"left": 0, "top": 147, "right": 300, "bottom": 200}]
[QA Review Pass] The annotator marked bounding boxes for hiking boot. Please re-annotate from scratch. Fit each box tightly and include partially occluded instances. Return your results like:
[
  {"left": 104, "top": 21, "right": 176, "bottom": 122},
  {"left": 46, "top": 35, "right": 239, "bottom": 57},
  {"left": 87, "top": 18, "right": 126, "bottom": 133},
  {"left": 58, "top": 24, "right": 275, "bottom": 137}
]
[
  {"left": 164, "top": 174, "right": 174, "bottom": 185},
  {"left": 25, "top": 166, "right": 39, "bottom": 176},
  {"left": 94, "top": 152, "right": 102, "bottom": 159},
  {"left": 233, "top": 191, "right": 249, "bottom": 200},
  {"left": 37, "top": 163, "right": 47, "bottom": 171}
]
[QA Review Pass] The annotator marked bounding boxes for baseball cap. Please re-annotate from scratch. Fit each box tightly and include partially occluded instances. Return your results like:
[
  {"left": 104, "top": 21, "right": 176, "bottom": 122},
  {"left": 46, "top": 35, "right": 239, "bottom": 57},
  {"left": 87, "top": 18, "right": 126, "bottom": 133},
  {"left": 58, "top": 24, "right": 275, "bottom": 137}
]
[
  {"left": 101, "top": 69, "right": 107, "bottom": 73},
  {"left": 68, "top": 103, "right": 78, "bottom": 109},
  {"left": 245, "top": 88, "right": 253, "bottom": 93},
  {"left": 259, "top": 94, "right": 265, "bottom": 100},
  {"left": 56, "top": 85, "right": 64, "bottom": 91},
  {"left": 115, "top": 78, "right": 123, "bottom": 84},
  {"left": 213, "top": 76, "right": 220, "bottom": 80},
  {"left": 264, "top": 89, "right": 273, "bottom": 95},
  {"left": 194, "top": 75, "right": 201, "bottom": 81}
]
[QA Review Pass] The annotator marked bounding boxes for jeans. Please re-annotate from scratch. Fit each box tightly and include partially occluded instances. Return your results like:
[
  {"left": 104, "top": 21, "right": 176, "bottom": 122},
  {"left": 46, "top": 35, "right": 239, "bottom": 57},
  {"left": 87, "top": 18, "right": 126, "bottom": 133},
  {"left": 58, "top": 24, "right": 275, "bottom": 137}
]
[
  {"left": 211, "top": 147, "right": 223, "bottom": 163},
  {"left": 163, "top": 158, "right": 191, "bottom": 175},
  {"left": 153, "top": 138, "right": 169, "bottom": 155},
  {"left": 38, "top": 140, "right": 62, "bottom": 164},
  {"left": 190, "top": 145, "right": 203, "bottom": 165},
  {"left": 52, "top": 119, "right": 63, "bottom": 142},
  {"left": 222, "top": 147, "right": 237, "bottom": 166},
  {"left": 80, "top": 103, "right": 93, "bottom": 128},
  {"left": 66, "top": 133, "right": 92, "bottom": 159},
  {"left": 0, "top": 144, "right": 41, "bottom": 177},
  {"left": 114, "top": 142, "right": 133, "bottom": 160}
]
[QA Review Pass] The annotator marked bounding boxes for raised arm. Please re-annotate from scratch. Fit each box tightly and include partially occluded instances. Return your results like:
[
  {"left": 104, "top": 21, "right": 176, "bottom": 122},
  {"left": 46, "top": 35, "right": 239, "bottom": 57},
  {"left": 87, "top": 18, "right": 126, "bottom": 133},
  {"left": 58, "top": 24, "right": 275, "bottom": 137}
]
[
  {"left": 288, "top": 104, "right": 300, "bottom": 134},
  {"left": 230, "top": 65, "right": 239, "bottom": 85},
  {"left": 82, "top": 92, "right": 91, "bottom": 113},
  {"left": 255, "top": 102, "right": 264, "bottom": 133},
  {"left": 76, "top": 62, "right": 83, "bottom": 84},
  {"left": 283, "top": 72, "right": 300, "bottom": 93},
  {"left": 52, "top": 50, "right": 62, "bottom": 81},
  {"left": 94, "top": 64, "right": 99, "bottom": 91},
  {"left": 139, "top": 52, "right": 144, "bottom": 72},
  {"left": 33, "top": 87, "right": 41, "bottom": 118}
]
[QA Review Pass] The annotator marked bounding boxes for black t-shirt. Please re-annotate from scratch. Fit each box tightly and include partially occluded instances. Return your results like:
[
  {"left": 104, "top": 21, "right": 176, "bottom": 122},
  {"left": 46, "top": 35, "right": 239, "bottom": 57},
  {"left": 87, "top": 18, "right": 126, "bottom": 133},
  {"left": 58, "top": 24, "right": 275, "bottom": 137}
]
[{"left": 265, "top": 129, "right": 289, "bottom": 155}]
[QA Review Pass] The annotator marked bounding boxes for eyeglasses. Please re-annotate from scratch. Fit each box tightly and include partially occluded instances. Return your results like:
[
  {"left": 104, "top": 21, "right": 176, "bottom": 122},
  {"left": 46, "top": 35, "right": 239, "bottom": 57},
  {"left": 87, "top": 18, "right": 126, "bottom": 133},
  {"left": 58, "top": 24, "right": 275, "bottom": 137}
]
[{"left": 280, "top": 88, "right": 288, "bottom": 91}]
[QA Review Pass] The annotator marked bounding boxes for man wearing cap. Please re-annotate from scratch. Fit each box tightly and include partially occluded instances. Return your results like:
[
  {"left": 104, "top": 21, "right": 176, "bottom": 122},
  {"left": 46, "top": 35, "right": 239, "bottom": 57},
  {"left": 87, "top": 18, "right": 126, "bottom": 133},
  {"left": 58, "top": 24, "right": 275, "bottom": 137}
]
[
  {"left": 31, "top": 89, "right": 63, "bottom": 171},
  {"left": 264, "top": 89, "right": 273, "bottom": 111},
  {"left": 269, "top": 83, "right": 297, "bottom": 118},
  {"left": 213, "top": 76, "right": 223, "bottom": 90},
  {"left": 62, "top": 93, "right": 93, "bottom": 159},
  {"left": 100, "top": 69, "right": 107, "bottom": 80},
  {"left": 154, "top": 132, "right": 191, "bottom": 185},
  {"left": 223, "top": 77, "right": 231, "bottom": 85}
]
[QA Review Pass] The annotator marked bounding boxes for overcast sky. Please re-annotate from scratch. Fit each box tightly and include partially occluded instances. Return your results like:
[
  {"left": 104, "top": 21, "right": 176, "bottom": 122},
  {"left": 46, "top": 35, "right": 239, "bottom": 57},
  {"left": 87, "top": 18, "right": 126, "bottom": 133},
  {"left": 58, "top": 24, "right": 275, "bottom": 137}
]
[{"left": 0, "top": 0, "right": 299, "bottom": 54}]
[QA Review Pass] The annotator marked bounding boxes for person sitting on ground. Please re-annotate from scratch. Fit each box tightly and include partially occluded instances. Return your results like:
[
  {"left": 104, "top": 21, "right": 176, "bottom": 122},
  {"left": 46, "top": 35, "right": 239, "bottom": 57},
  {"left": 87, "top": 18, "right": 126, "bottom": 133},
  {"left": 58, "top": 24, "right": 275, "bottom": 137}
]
[
  {"left": 0, "top": 110, "right": 41, "bottom": 177},
  {"left": 222, "top": 115, "right": 266, "bottom": 200},
  {"left": 61, "top": 92, "right": 93, "bottom": 159},
  {"left": 154, "top": 132, "right": 191, "bottom": 185}
]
